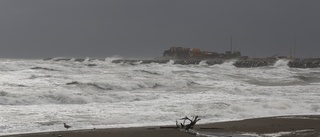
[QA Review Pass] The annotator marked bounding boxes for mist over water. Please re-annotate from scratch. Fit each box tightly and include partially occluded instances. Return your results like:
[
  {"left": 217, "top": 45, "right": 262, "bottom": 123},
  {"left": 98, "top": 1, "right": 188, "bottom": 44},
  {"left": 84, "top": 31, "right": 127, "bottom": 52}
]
[{"left": 0, "top": 58, "right": 319, "bottom": 135}]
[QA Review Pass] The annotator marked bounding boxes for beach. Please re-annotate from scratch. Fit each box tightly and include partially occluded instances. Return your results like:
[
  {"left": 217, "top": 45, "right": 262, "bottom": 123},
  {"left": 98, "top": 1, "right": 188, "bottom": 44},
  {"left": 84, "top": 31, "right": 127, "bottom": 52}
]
[{"left": 2, "top": 115, "right": 319, "bottom": 137}]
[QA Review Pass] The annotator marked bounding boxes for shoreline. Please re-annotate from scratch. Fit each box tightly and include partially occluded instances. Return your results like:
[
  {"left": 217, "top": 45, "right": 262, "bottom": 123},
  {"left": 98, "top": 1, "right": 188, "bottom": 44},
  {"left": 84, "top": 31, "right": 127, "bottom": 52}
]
[{"left": 2, "top": 115, "right": 320, "bottom": 137}]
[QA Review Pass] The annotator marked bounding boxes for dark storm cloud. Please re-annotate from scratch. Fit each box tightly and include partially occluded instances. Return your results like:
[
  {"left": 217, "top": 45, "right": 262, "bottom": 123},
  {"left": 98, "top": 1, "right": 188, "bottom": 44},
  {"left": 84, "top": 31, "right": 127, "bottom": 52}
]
[{"left": 0, "top": 0, "right": 319, "bottom": 58}]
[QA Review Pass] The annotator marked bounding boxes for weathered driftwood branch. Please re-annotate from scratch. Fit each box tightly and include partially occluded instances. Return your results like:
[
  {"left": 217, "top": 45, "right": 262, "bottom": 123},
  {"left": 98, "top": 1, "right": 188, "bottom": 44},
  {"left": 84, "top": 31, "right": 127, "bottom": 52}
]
[
  {"left": 176, "top": 116, "right": 201, "bottom": 130},
  {"left": 160, "top": 116, "right": 201, "bottom": 130}
]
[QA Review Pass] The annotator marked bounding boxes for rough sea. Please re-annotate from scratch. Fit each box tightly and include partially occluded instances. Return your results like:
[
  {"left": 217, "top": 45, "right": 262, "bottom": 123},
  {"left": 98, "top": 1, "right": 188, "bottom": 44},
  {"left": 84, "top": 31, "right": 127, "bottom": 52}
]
[{"left": 0, "top": 58, "right": 319, "bottom": 135}]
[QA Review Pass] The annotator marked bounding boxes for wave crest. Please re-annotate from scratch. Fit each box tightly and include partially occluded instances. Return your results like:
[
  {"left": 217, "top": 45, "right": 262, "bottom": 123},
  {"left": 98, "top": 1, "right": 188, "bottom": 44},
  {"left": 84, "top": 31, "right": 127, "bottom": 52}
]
[{"left": 273, "top": 59, "right": 290, "bottom": 67}]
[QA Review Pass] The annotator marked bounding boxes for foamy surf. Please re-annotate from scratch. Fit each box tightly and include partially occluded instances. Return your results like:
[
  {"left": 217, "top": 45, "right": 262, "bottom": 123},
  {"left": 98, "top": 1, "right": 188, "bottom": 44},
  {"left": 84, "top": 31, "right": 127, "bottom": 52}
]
[{"left": 0, "top": 59, "right": 319, "bottom": 135}]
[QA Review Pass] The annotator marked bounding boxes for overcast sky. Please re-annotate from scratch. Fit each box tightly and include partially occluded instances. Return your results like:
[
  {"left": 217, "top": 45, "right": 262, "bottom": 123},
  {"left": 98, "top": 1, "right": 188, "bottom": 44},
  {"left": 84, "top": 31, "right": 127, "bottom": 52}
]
[{"left": 0, "top": 0, "right": 319, "bottom": 59}]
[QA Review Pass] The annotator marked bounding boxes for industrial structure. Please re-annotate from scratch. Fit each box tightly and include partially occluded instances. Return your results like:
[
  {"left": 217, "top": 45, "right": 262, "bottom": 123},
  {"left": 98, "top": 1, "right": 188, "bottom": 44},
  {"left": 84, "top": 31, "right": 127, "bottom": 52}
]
[{"left": 162, "top": 47, "right": 244, "bottom": 60}]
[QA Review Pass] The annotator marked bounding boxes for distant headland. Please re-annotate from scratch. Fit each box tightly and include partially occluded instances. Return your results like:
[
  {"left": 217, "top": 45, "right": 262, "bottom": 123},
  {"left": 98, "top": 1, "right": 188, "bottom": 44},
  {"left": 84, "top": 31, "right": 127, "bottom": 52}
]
[{"left": 44, "top": 47, "right": 320, "bottom": 68}]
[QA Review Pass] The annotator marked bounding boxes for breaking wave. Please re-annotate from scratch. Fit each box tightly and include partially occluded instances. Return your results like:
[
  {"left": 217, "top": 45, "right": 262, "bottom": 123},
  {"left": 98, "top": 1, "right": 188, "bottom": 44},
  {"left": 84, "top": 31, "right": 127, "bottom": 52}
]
[
  {"left": 30, "top": 67, "right": 59, "bottom": 71},
  {"left": 66, "top": 81, "right": 113, "bottom": 90},
  {"left": 273, "top": 59, "right": 290, "bottom": 67},
  {"left": 0, "top": 59, "right": 319, "bottom": 135}
]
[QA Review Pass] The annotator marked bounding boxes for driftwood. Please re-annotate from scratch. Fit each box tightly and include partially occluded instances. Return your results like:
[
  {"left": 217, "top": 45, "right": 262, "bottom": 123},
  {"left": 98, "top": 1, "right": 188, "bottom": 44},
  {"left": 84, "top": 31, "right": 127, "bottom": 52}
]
[
  {"left": 159, "top": 126, "right": 178, "bottom": 129},
  {"left": 176, "top": 116, "right": 201, "bottom": 130}
]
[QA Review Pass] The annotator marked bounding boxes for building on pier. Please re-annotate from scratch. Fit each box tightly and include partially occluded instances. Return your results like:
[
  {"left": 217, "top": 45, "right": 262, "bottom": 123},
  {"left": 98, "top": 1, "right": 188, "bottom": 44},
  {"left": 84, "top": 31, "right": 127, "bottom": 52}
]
[{"left": 163, "top": 47, "right": 244, "bottom": 60}]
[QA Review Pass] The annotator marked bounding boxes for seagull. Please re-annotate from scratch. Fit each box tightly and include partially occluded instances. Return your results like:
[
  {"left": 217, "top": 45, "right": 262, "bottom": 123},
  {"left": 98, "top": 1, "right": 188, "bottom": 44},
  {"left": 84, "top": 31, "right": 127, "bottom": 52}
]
[{"left": 63, "top": 123, "right": 71, "bottom": 129}]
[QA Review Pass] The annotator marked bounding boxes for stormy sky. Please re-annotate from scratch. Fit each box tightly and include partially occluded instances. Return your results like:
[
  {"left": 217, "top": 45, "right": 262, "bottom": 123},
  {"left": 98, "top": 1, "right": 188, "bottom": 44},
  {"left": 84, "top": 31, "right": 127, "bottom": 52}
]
[{"left": 0, "top": 0, "right": 319, "bottom": 59}]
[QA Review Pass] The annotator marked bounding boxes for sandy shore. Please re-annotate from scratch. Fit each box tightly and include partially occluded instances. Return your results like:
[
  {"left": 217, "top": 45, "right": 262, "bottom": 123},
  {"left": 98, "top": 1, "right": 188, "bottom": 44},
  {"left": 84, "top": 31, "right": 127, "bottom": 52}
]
[{"left": 2, "top": 115, "right": 320, "bottom": 137}]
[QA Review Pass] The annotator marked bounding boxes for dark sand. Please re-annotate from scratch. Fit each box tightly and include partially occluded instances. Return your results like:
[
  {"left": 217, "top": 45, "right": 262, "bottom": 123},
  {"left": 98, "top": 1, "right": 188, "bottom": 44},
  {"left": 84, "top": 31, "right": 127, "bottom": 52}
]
[{"left": 2, "top": 115, "right": 320, "bottom": 137}]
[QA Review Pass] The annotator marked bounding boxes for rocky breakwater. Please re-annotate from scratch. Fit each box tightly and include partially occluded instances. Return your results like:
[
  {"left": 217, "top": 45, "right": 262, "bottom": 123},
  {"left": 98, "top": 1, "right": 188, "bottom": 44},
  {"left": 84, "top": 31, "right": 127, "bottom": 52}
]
[
  {"left": 111, "top": 58, "right": 320, "bottom": 68},
  {"left": 288, "top": 59, "right": 320, "bottom": 68},
  {"left": 111, "top": 59, "right": 274, "bottom": 67},
  {"left": 44, "top": 58, "right": 320, "bottom": 68},
  {"left": 111, "top": 59, "right": 170, "bottom": 64},
  {"left": 111, "top": 59, "right": 276, "bottom": 67},
  {"left": 111, "top": 59, "right": 225, "bottom": 65},
  {"left": 233, "top": 59, "right": 276, "bottom": 68}
]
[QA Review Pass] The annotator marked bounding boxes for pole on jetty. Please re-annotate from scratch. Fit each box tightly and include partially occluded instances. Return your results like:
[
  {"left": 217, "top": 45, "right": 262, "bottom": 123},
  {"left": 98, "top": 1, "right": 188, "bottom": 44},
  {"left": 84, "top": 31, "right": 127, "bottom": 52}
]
[
  {"left": 230, "top": 36, "right": 233, "bottom": 54},
  {"left": 290, "top": 45, "right": 292, "bottom": 58},
  {"left": 293, "top": 35, "right": 296, "bottom": 58}
]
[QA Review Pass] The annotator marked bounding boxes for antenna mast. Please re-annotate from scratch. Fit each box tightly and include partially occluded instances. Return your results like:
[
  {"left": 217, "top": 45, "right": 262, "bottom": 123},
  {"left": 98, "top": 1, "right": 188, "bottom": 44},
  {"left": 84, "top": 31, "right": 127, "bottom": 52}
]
[
  {"left": 230, "top": 36, "right": 233, "bottom": 54},
  {"left": 293, "top": 36, "right": 296, "bottom": 58}
]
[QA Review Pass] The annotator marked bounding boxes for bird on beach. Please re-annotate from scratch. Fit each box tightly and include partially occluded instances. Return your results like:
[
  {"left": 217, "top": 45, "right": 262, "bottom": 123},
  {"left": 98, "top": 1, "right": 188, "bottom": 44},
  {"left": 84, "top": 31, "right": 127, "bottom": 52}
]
[{"left": 63, "top": 123, "right": 71, "bottom": 129}]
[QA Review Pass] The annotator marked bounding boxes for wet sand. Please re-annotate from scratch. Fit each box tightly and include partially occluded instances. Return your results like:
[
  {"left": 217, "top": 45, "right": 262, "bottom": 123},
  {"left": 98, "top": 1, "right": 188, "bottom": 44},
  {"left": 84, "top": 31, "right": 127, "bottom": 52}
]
[{"left": 2, "top": 115, "right": 320, "bottom": 137}]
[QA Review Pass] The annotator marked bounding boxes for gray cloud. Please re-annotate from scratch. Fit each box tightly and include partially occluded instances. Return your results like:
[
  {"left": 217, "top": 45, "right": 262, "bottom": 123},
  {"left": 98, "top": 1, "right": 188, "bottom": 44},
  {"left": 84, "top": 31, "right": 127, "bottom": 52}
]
[{"left": 0, "top": 0, "right": 319, "bottom": 58}]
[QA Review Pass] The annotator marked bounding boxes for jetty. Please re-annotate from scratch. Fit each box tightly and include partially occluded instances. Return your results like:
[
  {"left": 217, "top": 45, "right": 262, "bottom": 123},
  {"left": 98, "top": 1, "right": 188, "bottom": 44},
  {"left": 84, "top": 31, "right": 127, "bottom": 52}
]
[
  {"left": 111, "top": 47, "right": 320, "bottom": 68},
  {"left": 44, "top": 47, "right": 320, "bottom": 68}
]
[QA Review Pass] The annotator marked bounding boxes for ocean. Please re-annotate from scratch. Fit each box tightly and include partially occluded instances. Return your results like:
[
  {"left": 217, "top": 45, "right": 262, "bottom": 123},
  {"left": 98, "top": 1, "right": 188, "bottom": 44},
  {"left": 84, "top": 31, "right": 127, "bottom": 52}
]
[{"left": 0, "top": 58, "right": 319, "bottom": 135}]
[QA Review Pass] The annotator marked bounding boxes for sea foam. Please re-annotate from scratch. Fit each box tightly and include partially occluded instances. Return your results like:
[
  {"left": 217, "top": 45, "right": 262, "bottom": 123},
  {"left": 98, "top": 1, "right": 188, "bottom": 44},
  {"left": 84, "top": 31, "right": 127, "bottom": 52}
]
[{"left": 0, "top": 59, "right": 319, "bottom": 135}]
